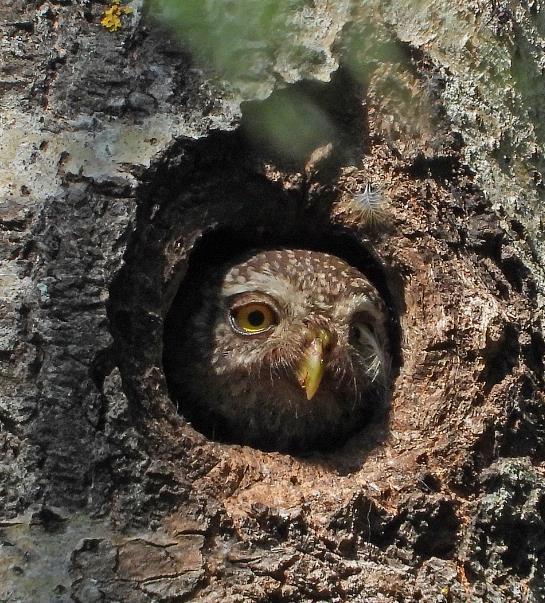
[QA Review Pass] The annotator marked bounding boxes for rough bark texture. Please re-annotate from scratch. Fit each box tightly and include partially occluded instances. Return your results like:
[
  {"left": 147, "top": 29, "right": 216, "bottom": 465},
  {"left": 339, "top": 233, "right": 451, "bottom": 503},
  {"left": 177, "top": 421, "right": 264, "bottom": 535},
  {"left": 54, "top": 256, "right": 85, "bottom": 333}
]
[{"left": 1, "top": 1, "right": 545, "bottom": 602}]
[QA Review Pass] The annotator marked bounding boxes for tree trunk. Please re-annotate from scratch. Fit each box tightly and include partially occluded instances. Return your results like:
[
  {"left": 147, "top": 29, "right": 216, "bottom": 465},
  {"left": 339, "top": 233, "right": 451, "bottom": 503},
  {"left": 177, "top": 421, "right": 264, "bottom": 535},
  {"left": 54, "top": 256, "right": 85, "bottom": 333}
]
[{"left": 1, "top": 1, "right": 544, "bottom": 601}]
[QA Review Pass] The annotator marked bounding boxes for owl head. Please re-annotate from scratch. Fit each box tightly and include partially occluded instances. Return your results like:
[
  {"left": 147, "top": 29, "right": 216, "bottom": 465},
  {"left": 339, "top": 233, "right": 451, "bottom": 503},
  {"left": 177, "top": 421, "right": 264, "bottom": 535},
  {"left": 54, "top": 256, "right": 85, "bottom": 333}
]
[{"left": 166, "top": 248, "right": 390, "bottom": 451}]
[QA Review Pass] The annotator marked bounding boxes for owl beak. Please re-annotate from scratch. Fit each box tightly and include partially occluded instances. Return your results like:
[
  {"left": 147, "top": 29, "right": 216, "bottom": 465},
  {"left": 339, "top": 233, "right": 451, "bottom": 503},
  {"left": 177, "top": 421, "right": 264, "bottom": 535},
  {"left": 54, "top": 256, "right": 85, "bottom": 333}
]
[{"left": 296, "top": 329, "right": 333, "bottom": 400}]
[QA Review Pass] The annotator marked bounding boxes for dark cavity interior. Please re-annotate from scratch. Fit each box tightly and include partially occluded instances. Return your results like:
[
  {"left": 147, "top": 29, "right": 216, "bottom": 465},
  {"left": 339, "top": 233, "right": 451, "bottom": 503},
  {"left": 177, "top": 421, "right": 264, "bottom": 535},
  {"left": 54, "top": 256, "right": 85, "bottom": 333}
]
[{"left": 162, "top": 227, "right": 400, "bottom": 453}]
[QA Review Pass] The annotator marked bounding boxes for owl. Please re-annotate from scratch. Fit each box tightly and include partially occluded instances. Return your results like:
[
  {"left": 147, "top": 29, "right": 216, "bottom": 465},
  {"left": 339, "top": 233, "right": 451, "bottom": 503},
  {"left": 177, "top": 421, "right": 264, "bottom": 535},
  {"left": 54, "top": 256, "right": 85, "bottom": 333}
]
[{"left": 166, "top": 248, "right": 390, "bottom": 452}]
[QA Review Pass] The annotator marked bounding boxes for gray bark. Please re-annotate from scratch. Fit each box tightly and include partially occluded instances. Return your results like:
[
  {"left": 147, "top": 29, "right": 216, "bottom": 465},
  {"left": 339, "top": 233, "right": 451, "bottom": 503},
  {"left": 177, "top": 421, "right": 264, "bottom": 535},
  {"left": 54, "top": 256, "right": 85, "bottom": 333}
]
[{"left": 1, "top": 1, "right": 544, "bottom": 601}]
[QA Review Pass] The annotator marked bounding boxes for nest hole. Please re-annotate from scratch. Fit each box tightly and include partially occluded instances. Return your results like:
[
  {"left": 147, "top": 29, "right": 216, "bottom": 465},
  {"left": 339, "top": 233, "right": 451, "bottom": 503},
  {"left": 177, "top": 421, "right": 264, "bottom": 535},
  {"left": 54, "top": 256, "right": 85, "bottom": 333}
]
[
  {"left": 109, "top": 72, "right": 401, "bottom": 458},
  {"left": 162, "top": 224, "right": 400, "bottom": 454}
]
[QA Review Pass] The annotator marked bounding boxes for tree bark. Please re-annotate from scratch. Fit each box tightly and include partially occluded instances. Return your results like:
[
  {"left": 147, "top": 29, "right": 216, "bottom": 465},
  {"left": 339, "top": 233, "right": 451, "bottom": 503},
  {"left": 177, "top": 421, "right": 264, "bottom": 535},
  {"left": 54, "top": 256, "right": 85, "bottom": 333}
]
[{"left": 1, "top": 1, "right": 544, "bottom": 602}]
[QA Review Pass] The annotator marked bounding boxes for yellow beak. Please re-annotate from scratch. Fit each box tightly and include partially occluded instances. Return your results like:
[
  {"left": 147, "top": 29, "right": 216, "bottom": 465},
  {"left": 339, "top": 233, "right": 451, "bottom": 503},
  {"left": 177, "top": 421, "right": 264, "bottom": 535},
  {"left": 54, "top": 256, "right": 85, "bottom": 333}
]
[{"left": 296, "top": 329, "right": 332, "bottom": 400}]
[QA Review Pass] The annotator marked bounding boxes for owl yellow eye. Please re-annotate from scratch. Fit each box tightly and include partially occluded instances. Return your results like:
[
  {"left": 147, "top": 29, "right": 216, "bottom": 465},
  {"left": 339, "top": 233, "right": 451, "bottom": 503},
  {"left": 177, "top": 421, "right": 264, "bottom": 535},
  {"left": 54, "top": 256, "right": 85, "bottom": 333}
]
[{"left": 230, "top": 303, "right": 276, "bottom": 334}]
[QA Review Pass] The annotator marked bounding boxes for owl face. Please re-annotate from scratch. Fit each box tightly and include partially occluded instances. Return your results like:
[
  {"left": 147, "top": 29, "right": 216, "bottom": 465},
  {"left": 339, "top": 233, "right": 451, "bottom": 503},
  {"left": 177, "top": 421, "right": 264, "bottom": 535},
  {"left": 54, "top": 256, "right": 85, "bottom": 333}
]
[{"left": 172, "top": 249, "right": 390, "bottom": 451}]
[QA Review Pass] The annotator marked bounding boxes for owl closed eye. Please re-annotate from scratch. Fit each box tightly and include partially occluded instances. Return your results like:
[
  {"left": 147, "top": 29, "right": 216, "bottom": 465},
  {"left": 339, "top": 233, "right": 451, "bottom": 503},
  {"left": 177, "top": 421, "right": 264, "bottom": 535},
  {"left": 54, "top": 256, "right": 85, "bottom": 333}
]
[{"left": 166, "top": 248, "right": 390, "bottom": 452}]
